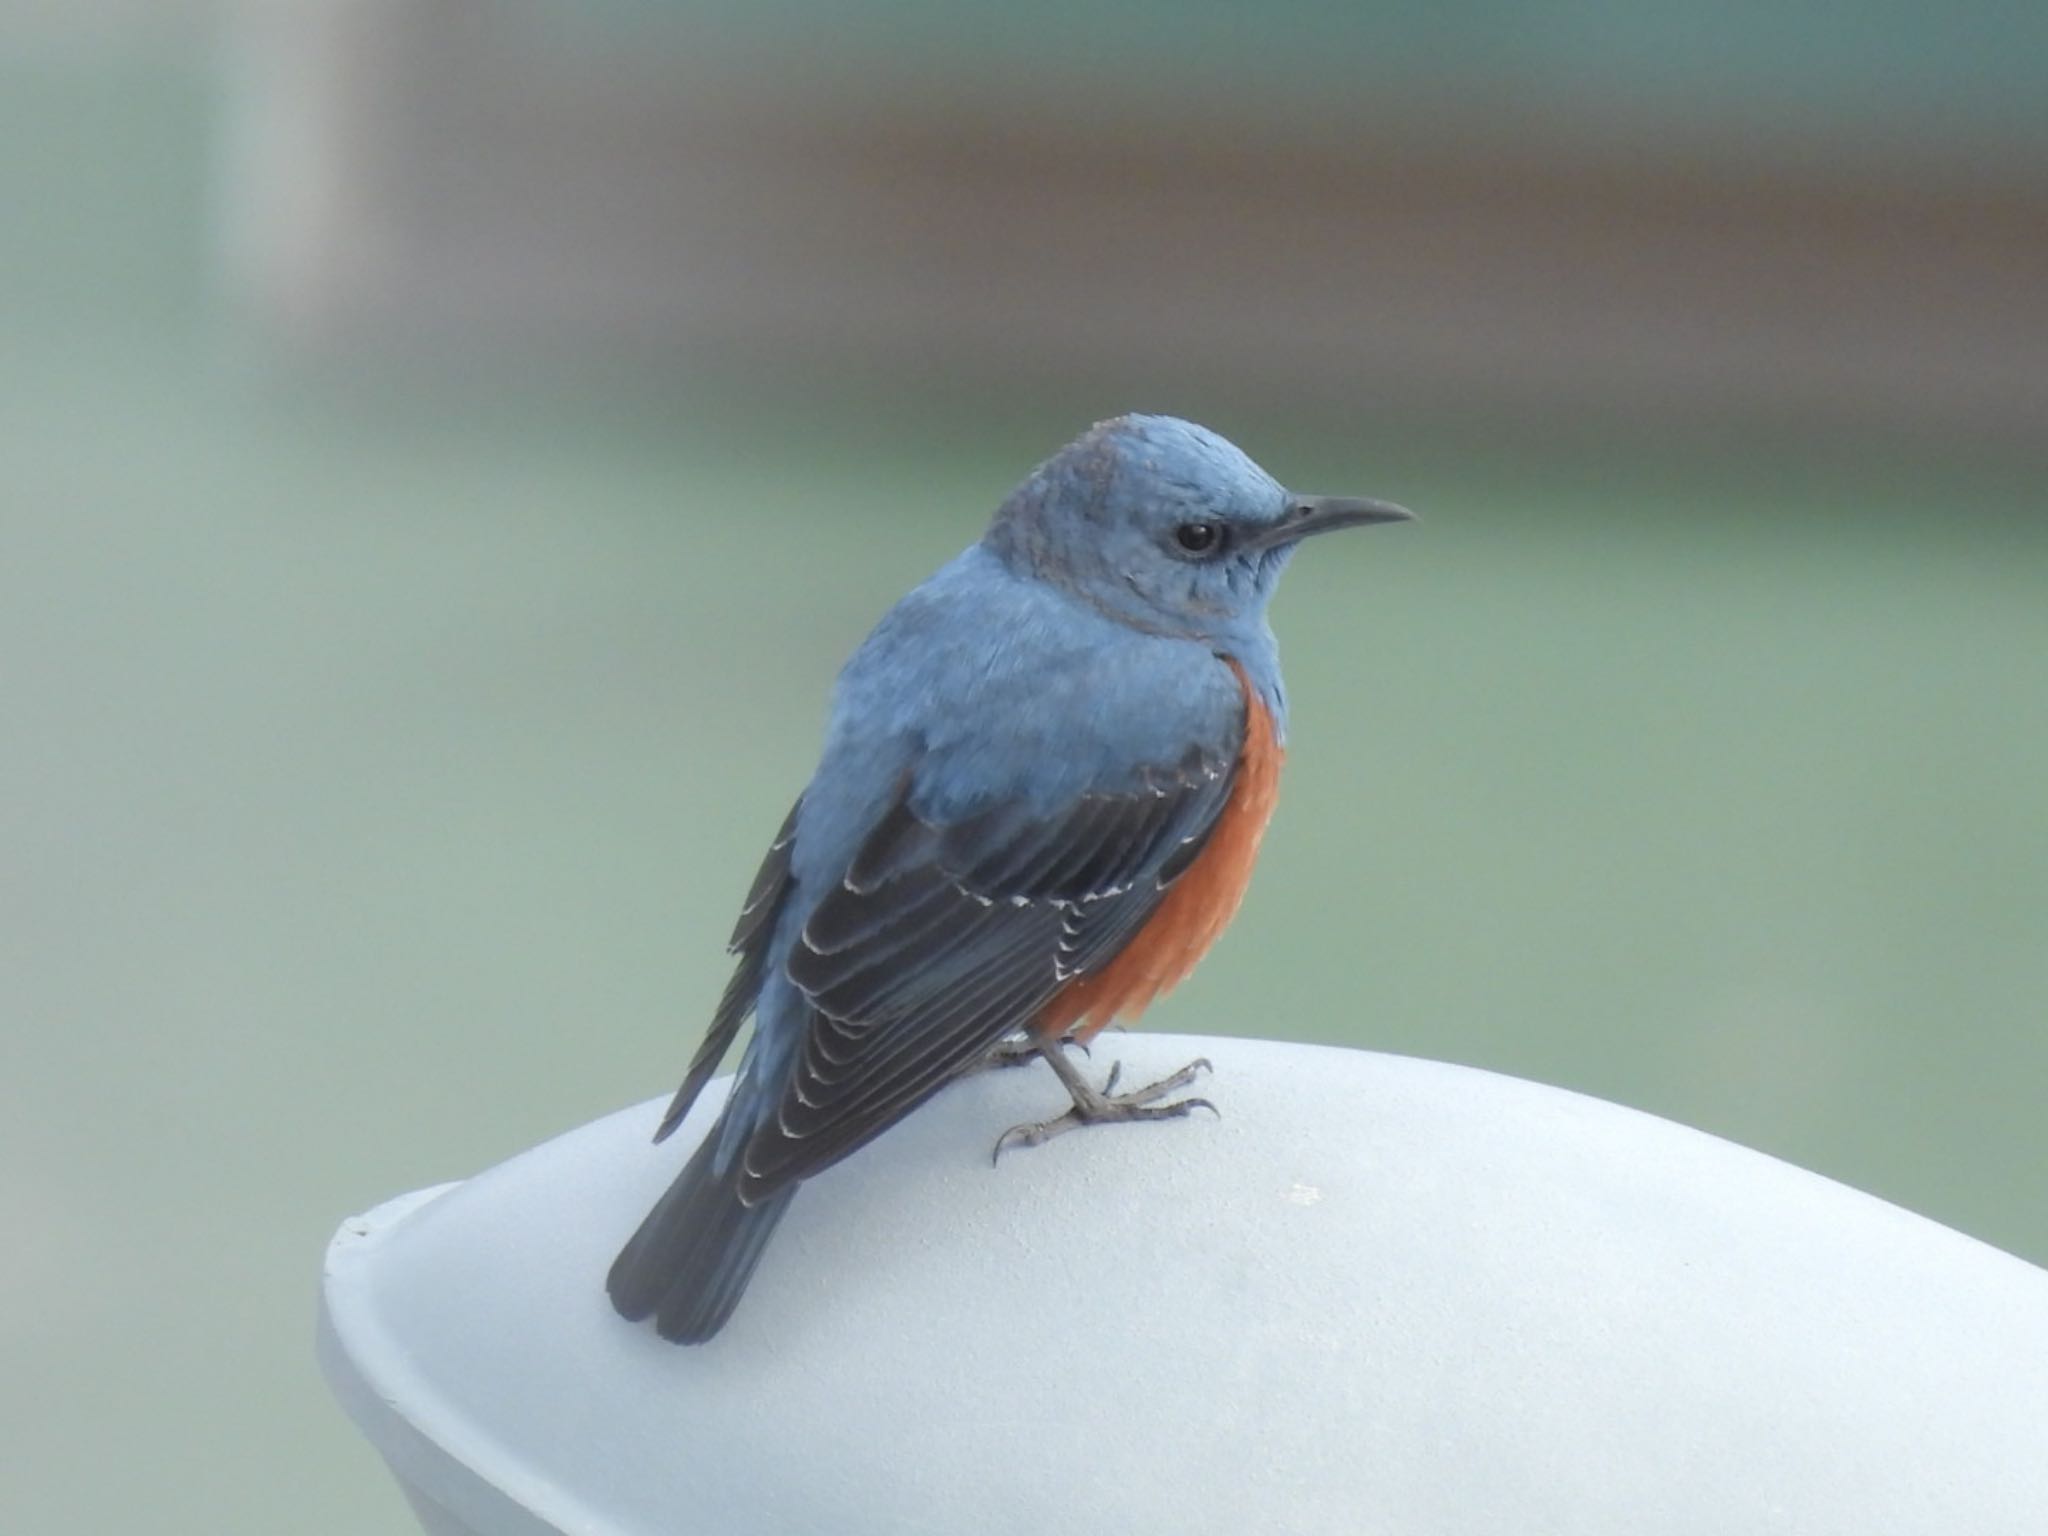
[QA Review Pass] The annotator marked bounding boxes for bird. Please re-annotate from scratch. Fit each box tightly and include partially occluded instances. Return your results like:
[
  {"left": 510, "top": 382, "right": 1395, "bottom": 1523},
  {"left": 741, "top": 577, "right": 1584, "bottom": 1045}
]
[{"left": 607, "top": 414, "right": 1412, "bottom": 1343}]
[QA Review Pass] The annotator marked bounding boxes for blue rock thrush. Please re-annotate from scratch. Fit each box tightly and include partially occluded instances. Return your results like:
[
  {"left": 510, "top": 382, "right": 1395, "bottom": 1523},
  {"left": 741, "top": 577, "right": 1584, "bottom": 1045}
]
[{"left": 607, "top": 414, "right": 1412, "bottom": 1342}]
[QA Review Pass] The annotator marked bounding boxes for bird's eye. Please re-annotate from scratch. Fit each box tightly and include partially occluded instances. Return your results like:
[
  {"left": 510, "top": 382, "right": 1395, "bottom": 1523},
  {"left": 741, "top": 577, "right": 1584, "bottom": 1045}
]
[{"left": 1174, "top": 521, "right": 1225, "bottom": 555}]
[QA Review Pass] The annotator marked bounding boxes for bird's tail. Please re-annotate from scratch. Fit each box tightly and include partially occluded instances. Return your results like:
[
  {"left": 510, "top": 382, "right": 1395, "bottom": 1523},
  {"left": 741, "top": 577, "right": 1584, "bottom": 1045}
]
[{"left": 607, "top": 1126, "right": 797, "bottom": 1344}]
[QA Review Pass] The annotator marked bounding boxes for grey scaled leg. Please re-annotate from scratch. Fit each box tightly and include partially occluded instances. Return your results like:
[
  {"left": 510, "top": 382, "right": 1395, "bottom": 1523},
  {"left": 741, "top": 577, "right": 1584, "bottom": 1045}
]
[
  {"left": 966, "top": 1029, "right": 1088, "bottom": 1073},
  {"left": 991, "top": 1039, "right": 1216, "bottom": 1163}
]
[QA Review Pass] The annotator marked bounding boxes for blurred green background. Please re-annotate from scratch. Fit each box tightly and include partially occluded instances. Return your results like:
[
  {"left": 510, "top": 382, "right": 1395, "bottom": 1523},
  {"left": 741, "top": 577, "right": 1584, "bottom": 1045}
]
[{"left": 3, "top": 6, "right": 2045, "bottom": 1534}]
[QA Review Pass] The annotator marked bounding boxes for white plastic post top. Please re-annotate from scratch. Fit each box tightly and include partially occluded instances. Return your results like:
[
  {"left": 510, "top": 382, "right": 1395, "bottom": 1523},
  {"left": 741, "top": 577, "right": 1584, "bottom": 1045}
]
[{"left": 318, "top": 1035, "right": 2048, "bottom": 1536}]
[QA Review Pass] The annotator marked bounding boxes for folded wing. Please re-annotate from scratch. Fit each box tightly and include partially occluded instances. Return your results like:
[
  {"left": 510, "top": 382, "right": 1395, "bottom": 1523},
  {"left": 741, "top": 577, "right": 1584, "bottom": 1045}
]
[{"left": 737, "top": 739, "right": 1240, "bottom": 1200}]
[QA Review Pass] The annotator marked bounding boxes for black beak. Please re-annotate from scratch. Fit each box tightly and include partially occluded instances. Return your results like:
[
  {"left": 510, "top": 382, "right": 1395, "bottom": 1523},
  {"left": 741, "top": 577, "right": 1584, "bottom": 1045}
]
[{"left": 1253, "top": 495, "right": 1416, "bottom": 551}]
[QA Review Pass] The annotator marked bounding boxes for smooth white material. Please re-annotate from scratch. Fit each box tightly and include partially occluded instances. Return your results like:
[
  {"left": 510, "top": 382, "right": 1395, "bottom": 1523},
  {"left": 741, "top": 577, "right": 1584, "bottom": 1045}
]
[{"left": 318, "top": 1036, "right": 2048, "bottom": 1535}]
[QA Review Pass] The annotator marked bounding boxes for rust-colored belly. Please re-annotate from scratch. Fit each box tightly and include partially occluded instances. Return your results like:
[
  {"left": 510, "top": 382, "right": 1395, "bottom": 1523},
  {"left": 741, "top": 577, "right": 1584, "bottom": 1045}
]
[{"left": 1037, "top": 659, "right": 1282, "bottom": 1043}]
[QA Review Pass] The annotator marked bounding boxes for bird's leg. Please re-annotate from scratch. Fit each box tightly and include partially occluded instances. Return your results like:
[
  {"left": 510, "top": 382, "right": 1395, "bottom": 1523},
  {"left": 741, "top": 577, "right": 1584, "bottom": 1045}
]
[
  {"left": 965, "top": 1029, "right": 1087, "bottom": 1074},
  {"left": 991, "top": 1039, "right": 1216, "bottom": 1162}
]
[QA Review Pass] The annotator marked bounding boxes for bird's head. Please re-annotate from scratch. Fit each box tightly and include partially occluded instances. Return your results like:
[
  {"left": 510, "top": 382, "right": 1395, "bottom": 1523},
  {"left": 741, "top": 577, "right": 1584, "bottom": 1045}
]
[{"left": 985, "top": 414, "right": 1411, "bottom": 644}]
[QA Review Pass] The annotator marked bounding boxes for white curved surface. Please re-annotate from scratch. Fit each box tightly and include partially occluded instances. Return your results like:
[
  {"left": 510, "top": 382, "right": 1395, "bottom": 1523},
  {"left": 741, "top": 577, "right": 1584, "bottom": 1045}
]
[{"left": 319, "top": 1035, "right": 2048, "bottom": 1536}]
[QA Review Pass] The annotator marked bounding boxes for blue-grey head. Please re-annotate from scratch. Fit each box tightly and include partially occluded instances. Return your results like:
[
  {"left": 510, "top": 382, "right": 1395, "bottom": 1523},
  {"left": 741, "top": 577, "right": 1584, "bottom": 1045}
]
[{"left": 985, "top": 414, "right": 1412, "bottom": 645}]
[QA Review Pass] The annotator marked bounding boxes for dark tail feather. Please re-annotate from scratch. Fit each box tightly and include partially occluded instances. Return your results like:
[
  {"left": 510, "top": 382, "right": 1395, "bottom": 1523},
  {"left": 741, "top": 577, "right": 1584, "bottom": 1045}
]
[{"left": 607, "top": 1128, "right": 797, "bottom": 1344}]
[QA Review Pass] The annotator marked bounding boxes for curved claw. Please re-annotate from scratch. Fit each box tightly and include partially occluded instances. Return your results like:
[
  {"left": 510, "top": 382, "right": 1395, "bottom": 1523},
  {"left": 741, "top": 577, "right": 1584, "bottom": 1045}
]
[{"left": 991, "top": 1118, "right": 1065, "bottom": 1165}]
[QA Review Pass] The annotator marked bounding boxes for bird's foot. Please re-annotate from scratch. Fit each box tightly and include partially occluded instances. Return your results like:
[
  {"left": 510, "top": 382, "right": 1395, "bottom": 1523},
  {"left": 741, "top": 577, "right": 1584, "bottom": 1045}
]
[{"left": 991, "top": 1044, "right": 1216, "bottom": 1163}]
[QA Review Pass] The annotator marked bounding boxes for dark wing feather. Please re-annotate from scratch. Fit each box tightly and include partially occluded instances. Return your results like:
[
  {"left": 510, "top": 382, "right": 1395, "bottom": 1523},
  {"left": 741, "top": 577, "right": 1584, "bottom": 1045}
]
[
  {"left": 736, "top": 747, "right": 1237, "bottom": 1199},
  {"left": 652, "top": 797, "right": 802, "bottom": 1144}
]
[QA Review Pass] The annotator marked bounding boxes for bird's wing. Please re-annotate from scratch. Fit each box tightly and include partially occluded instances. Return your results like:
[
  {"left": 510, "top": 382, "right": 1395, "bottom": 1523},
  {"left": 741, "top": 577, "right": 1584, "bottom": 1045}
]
[
  {"left": 651, "top": 796, "right": 803, "bottom": 1144},
  {"left": 734, "top": 737, "right": 1240, "bottom": 1200}
]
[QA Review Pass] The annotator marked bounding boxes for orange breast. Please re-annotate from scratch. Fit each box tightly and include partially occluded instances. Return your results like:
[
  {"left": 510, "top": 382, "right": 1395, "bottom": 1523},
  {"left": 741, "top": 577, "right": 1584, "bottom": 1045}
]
[{"left": 1037, "top": 659, "right": 1283, "bottom": 1043}]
